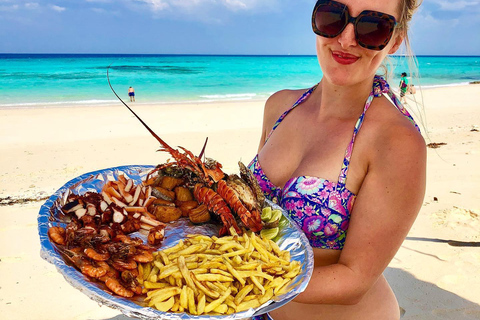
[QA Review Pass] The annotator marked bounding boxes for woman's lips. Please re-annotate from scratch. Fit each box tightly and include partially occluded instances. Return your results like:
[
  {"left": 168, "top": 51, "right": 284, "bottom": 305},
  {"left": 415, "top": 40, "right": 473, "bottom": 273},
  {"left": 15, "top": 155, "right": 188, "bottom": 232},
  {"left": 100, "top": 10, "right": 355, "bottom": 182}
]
[{"left": 332, "top": 51, "right": 359, "bottom": 65}]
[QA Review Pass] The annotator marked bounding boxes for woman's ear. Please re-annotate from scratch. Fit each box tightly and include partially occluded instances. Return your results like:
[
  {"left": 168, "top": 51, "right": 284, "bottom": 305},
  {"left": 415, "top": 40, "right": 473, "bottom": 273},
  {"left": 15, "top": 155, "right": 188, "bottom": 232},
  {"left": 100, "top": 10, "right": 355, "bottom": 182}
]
[{"left": 388, "top": 32, "right": 405, "bottom": 54}]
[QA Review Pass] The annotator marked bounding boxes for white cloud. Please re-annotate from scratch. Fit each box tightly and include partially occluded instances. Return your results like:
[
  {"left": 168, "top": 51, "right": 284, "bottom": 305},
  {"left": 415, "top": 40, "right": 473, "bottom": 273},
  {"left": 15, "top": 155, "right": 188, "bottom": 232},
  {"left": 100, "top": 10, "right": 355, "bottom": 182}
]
[
  {"left": 136, "top": 0, "right": 169, "bottom": 11},
  {"left": 430, "top": 0, "right": 480, "bottom": 11},
  {"left": 51, "top": 4, "right": 65, "bottom": 12},
  {"left": 223, "top": 0, "right": 254, "bottom": 10},
  {"left": 0, "top": 4, "right": 18, "bottom": 11},
  {"left": 135, "top": 0, "right": 278, "bottom": 12},
  {"left": 91, "top": 7, "right": 105, "bottom": 13},
  {"left": 420, "top": 12, "right": 459, "bottom": 26},
  {"left": 25, "top": 2, "right": 39, "bottom": 9},
  {"left": 86, "top": 0, "right": 113, "bottom": 3}
]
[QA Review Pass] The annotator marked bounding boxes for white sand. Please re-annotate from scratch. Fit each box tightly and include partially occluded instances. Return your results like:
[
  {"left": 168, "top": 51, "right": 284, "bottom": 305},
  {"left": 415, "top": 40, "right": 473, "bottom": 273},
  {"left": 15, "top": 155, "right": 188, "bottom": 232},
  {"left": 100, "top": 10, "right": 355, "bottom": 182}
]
[{"left": 0, "top": 85, "right": 479, "bottom": 319}]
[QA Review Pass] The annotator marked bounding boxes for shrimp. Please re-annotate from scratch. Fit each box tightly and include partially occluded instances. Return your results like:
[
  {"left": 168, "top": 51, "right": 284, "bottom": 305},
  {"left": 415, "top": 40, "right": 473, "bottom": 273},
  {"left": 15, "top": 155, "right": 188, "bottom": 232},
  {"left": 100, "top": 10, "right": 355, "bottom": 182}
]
[
  {"left": 104, "top": 241, "right": 136, "bottom": 261},
  {"left": 79, "top": 259, "right": 108, "bottom": 278},
  {"left": 84, "top": 247, "right": 110, "bottom": 261},
  {"left": 111, "top": 259, "right": 137, "bottom": 271},
  {"left": 48, "top": 226, "right": 66, "bottom": 245},
  {"left": 132, "top": 250, "right": 154, "bottom": 263},
  {"left": 97, "top": 262, "right": 119, "bottom": 282},
  {"left": 114, "top": 234, "right": 143, "bottom": 245},
  {"left": 66, "top": 250, "right": 108, "bottom": 279},
  {"left": 104, "top": 276, "right": 134, "bottom": 298},
  {"left": 121, "top": 271, "right": 142, "bottom": 295},
  {"left": 83, "top": 261, "right": 109, "bottom": 278},
  {"left": 104, "top": 262, "right": 119, "bottom": 278}
]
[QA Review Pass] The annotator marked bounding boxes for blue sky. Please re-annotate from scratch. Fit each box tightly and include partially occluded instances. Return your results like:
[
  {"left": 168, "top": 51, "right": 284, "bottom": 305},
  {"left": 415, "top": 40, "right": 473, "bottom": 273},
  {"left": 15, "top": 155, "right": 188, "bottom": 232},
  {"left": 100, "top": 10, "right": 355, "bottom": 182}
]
[{"left": 0, "top": 0, "right": 479, "bottom": 55}]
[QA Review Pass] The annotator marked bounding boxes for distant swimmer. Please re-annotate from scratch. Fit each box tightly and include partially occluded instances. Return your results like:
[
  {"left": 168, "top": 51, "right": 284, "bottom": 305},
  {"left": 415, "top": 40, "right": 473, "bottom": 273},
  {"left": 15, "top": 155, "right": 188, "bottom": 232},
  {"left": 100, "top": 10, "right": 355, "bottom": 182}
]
[{"left": 128, "top": 86, "right": 135, "bottom": 102}]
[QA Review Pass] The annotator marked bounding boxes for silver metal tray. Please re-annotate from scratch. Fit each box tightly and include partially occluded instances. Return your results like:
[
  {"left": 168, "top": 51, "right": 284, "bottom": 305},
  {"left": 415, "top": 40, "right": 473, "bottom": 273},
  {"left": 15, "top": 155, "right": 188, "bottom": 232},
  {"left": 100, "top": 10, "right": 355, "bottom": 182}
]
[{"left": 38, "top": 165, "right": 314, "bottom": 319}]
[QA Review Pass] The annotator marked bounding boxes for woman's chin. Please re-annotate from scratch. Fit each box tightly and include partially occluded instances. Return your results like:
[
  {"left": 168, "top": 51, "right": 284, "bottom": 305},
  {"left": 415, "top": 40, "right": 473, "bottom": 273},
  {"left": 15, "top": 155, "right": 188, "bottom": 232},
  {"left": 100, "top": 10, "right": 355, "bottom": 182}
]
[{"left": 323, "top": 72, "right": 358, "bottom": 87}]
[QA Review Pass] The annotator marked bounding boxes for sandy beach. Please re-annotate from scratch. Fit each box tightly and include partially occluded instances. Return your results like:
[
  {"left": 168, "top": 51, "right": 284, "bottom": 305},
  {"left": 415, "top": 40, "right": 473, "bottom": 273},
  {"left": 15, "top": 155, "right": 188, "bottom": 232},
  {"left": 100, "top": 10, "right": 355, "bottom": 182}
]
[{"left": 1, "top": 84, "right": 479, "bottom": 319}]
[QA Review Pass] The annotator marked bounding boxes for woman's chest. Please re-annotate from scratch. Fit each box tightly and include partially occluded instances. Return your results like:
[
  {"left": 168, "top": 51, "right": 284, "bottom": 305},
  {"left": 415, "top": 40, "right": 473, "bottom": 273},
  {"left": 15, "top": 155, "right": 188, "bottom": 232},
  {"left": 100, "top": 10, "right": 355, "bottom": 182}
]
[{"left": 259, "top": 115, "right": 362, "bottom": 189}]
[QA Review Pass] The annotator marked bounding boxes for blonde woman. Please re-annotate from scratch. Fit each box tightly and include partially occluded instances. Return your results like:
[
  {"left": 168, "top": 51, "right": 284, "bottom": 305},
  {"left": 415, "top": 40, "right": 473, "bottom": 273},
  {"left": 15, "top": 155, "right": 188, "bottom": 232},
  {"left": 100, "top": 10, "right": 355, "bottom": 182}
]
[{"left": 250, "top": 0, "right": 425, "bottom": 319}]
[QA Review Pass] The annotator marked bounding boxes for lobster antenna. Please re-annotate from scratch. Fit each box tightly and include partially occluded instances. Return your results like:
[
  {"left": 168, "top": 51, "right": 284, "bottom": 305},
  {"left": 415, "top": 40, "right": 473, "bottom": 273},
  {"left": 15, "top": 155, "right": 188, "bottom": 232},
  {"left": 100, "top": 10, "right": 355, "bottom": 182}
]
[
  {"left": 106, "top": 64, "right": 172, "bottom": 149},
  {"left": 198, "top": 137, "right": 209, "bottom": 159}
]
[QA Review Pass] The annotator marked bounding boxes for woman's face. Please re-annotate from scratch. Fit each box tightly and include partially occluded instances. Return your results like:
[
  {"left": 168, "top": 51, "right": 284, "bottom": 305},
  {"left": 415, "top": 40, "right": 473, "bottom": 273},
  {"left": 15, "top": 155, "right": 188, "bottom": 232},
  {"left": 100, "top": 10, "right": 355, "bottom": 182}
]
[{"left": 315, "top": 0, "right": 404, "bottom": 87}]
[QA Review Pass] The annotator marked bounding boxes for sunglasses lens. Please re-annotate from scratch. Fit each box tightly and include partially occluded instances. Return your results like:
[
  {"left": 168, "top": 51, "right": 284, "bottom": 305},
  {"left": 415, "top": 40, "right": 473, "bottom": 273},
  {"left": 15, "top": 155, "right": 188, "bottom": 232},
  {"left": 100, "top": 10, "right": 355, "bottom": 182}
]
[
  {"left": 314, "top": 5, "right": 347, "bottom": 37},
  {"left": 356, "top": 15, "right": 395, "bottom": 49}
]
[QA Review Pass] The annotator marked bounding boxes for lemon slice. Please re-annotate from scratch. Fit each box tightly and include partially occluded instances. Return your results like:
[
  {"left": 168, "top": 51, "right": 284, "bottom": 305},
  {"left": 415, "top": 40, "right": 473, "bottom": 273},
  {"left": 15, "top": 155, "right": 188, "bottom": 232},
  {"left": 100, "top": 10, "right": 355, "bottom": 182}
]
[
  {"left": 260, "top": 227, "right": 279, "bottom": 240},
  {"left": 261, "top": 207, "right": 272, "bottom": 221},
  {"left": 270, "top": 209, "right": 282, "bottom": 223}
]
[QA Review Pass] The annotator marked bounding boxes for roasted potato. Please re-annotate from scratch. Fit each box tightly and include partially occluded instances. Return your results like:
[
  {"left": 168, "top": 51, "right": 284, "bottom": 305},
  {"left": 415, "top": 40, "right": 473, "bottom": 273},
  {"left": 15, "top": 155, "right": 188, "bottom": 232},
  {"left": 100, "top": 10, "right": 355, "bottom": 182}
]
[{"left": 153, "top": 205, "right": 182, "bottom": 223}]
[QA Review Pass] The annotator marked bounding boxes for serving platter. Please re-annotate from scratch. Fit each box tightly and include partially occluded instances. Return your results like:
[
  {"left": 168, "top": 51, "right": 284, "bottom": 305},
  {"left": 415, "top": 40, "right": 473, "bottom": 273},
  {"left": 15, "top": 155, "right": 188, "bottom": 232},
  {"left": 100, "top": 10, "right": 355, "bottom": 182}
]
[{"left": 38, "top": 165, "right": 314, "bottom": 319}]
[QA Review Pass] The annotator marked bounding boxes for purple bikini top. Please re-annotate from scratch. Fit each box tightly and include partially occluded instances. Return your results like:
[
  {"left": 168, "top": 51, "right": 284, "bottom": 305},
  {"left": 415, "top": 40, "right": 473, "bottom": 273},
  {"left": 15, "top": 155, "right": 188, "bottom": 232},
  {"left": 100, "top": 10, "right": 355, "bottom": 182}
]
[{"left": 249, "top": 76, "right": 419, "bottom": 250}]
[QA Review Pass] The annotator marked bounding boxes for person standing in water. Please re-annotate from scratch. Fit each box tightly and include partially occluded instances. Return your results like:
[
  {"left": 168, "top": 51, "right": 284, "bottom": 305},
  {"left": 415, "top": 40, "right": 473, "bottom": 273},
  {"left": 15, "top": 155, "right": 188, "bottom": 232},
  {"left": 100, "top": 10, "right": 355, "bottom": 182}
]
[{"left": 128, "top": 86, "right": 135, "bottom": 102}]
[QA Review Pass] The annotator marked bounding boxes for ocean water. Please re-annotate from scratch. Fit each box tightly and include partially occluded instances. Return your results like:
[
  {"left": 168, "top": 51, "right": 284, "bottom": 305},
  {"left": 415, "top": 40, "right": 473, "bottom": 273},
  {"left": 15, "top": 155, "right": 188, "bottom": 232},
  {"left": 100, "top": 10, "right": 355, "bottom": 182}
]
[{"left": 0, "top": 54, "right": 479, "bottom": 108}]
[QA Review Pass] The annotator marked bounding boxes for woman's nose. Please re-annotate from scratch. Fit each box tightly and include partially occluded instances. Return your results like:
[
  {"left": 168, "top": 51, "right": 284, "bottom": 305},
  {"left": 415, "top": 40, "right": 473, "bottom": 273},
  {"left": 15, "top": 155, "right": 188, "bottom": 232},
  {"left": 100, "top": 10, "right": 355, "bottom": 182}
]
[{"left": 337, "top": 23, "right": 357, "bottom": 49}]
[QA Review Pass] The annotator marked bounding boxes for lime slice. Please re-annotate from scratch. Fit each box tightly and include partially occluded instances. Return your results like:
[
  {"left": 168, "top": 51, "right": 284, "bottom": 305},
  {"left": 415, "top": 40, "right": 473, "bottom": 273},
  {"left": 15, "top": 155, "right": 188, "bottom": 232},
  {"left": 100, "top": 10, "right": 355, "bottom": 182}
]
[
  {"left": 278, "top": 215, "right": 289, "bottom": 229},
  {"left": 270, "top": 209, "right": 282, "bottom": 223},
  {"left": 261, "top": 207, "right": 272, "bottom": 221},
  {"left": 260, "top": 227, "right": 279, "bottom": 240}
]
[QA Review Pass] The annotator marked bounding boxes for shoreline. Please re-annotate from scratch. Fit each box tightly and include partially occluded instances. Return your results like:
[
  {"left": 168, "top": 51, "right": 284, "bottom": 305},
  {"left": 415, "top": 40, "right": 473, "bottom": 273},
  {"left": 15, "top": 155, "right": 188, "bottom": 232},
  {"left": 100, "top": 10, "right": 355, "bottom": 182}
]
[
  {"left": 0, "top": 96, "right": 270, "bottom": 110},
  {"left": 1, "top": 83, "right": 479, "bottom": 110},
  {"left": 0, "top": 84, "right": 479, "bottom": 319}
]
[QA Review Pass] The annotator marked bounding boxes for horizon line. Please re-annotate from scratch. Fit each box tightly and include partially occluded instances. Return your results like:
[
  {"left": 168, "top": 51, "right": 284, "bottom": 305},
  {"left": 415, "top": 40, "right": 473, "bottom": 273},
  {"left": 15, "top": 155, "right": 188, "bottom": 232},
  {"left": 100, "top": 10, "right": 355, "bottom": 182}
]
[{"left": 1, "top": 53, "right": 479, "bottom": 57}]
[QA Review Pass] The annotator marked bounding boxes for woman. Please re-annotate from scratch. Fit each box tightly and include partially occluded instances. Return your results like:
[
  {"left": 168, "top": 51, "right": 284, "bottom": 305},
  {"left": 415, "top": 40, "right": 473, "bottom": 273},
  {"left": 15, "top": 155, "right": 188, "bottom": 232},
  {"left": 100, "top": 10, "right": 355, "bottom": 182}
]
[{"left": 249, "top": 0, "right": 426, "bottom": 319}]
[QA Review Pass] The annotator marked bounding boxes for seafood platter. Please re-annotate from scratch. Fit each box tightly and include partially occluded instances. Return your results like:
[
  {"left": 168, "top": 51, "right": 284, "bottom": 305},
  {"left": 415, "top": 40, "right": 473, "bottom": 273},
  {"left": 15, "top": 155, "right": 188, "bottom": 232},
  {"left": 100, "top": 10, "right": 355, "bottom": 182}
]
[{"left": 37, "top": 75, "right": 314, "bottom": 319}]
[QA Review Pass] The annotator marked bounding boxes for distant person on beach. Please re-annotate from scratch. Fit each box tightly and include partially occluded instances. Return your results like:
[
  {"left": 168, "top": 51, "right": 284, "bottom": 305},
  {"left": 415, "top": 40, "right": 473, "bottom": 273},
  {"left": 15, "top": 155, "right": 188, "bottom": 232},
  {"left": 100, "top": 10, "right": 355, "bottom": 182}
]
[
  {"left": 399, "top": 72, "right": 409, "bottom": 103},
  {"left": 128, "top": 86, "right": 135, "bottom": 102},
  {"left": 249, "top": 0, "right": 425, "bottom": 319}
]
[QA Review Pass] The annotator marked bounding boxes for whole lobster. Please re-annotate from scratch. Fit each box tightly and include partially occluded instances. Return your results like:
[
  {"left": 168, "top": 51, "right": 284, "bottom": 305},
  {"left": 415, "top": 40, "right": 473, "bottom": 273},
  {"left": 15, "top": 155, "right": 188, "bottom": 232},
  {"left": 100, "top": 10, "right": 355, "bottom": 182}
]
[{"left": 107, "top": 68, "right": 263, "bottom": 235}]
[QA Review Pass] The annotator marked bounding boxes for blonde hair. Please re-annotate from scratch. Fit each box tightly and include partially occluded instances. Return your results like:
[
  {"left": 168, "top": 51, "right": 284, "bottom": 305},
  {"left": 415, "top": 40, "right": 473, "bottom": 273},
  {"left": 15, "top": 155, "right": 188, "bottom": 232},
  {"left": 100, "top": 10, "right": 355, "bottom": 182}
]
[
  {"left": 382, "top": 0, "right": 427, "bottom": 132},
  {"left": 396, "top": 0, "right": 422, "bottom": 79}
]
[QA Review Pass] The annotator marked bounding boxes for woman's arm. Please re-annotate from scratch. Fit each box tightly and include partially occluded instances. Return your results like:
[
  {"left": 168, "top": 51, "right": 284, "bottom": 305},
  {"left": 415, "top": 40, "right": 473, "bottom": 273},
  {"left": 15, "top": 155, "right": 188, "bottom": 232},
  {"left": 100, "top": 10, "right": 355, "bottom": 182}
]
[{"left": 294, "top": 120, "right": 426, "bottom": 305}]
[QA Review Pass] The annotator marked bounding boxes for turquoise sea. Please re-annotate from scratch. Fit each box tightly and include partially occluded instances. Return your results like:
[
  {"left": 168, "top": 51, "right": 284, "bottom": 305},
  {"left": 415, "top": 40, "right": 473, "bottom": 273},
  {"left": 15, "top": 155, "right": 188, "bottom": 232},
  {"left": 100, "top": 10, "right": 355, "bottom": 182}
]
[{"left": 0, "top": 54, "right": 479, "bottom": 108}]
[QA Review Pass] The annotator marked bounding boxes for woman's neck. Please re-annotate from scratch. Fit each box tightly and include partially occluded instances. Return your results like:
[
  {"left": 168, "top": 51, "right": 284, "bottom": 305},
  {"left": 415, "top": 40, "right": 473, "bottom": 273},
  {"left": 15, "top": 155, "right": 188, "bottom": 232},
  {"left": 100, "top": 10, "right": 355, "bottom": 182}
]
[{"left": 313, "top": 77, "right": 375, "bottom": 119}]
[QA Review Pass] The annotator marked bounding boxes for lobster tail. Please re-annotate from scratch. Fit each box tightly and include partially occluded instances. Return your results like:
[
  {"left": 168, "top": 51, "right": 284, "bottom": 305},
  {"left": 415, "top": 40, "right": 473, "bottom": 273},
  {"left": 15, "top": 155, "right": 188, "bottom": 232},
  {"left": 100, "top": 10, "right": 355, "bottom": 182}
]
[
  {"left": 193, "top": 184, "right": 242, "bottom": 235},
  {"left": 217, "top": 180, "right": 263, "bottom": 232}
]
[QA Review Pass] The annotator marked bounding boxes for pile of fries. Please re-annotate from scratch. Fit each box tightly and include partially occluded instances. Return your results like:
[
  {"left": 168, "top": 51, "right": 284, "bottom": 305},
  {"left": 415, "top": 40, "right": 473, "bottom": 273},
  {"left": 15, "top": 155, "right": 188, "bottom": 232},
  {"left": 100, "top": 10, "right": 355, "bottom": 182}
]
[{"left": 138, "top": 231, "right": 301, "bottom": 316}]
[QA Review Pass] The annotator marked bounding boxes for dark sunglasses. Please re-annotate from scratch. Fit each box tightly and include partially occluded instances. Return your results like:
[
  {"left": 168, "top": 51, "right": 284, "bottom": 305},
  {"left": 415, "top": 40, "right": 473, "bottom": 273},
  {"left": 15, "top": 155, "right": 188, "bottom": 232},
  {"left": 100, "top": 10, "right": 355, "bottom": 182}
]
[{"left": 312, "top": 0, "right": 397, "bottom": 50}]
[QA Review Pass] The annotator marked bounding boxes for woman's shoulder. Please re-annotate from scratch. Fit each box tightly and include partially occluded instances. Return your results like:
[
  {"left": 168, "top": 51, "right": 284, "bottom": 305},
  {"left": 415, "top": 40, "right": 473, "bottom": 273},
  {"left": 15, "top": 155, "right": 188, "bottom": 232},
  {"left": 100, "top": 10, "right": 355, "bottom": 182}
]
[
  {"left": 364, "top": 97, "right": 426, "bottom": 162},
  {"left": 266, "top": 88, "right": 307, "bottom": 109},
  {"left": 263, "top": 88, "right": 310, "bottom": 121}
]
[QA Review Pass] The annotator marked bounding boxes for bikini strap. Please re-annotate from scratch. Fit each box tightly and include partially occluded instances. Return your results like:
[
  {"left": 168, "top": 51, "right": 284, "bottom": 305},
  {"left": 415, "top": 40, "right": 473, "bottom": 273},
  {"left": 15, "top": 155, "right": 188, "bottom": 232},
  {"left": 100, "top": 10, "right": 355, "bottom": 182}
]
[
  {"left": 337, "top": 75, "right": 421, "bottom": 187},
  {"left": 264, "top": 84, "right": 318, "bottom": 143},
  {"left": 375, "top": 76, "right": 421, "bottom": 133}
]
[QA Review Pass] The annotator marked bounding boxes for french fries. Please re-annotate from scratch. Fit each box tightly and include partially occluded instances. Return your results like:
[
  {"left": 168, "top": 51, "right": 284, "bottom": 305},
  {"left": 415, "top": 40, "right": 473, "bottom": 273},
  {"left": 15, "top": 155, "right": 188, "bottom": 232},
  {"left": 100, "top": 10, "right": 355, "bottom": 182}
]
[{"left": 141, "top": 232, "right": 301, "bottom": 316}]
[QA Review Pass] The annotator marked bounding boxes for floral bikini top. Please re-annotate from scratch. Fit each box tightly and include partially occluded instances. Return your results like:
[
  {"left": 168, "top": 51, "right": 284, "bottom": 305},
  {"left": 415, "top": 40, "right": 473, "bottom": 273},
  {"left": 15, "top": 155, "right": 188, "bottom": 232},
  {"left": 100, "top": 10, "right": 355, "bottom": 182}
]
[{"left": 249, "top": 76, "right": 419, "bottom": 250}]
